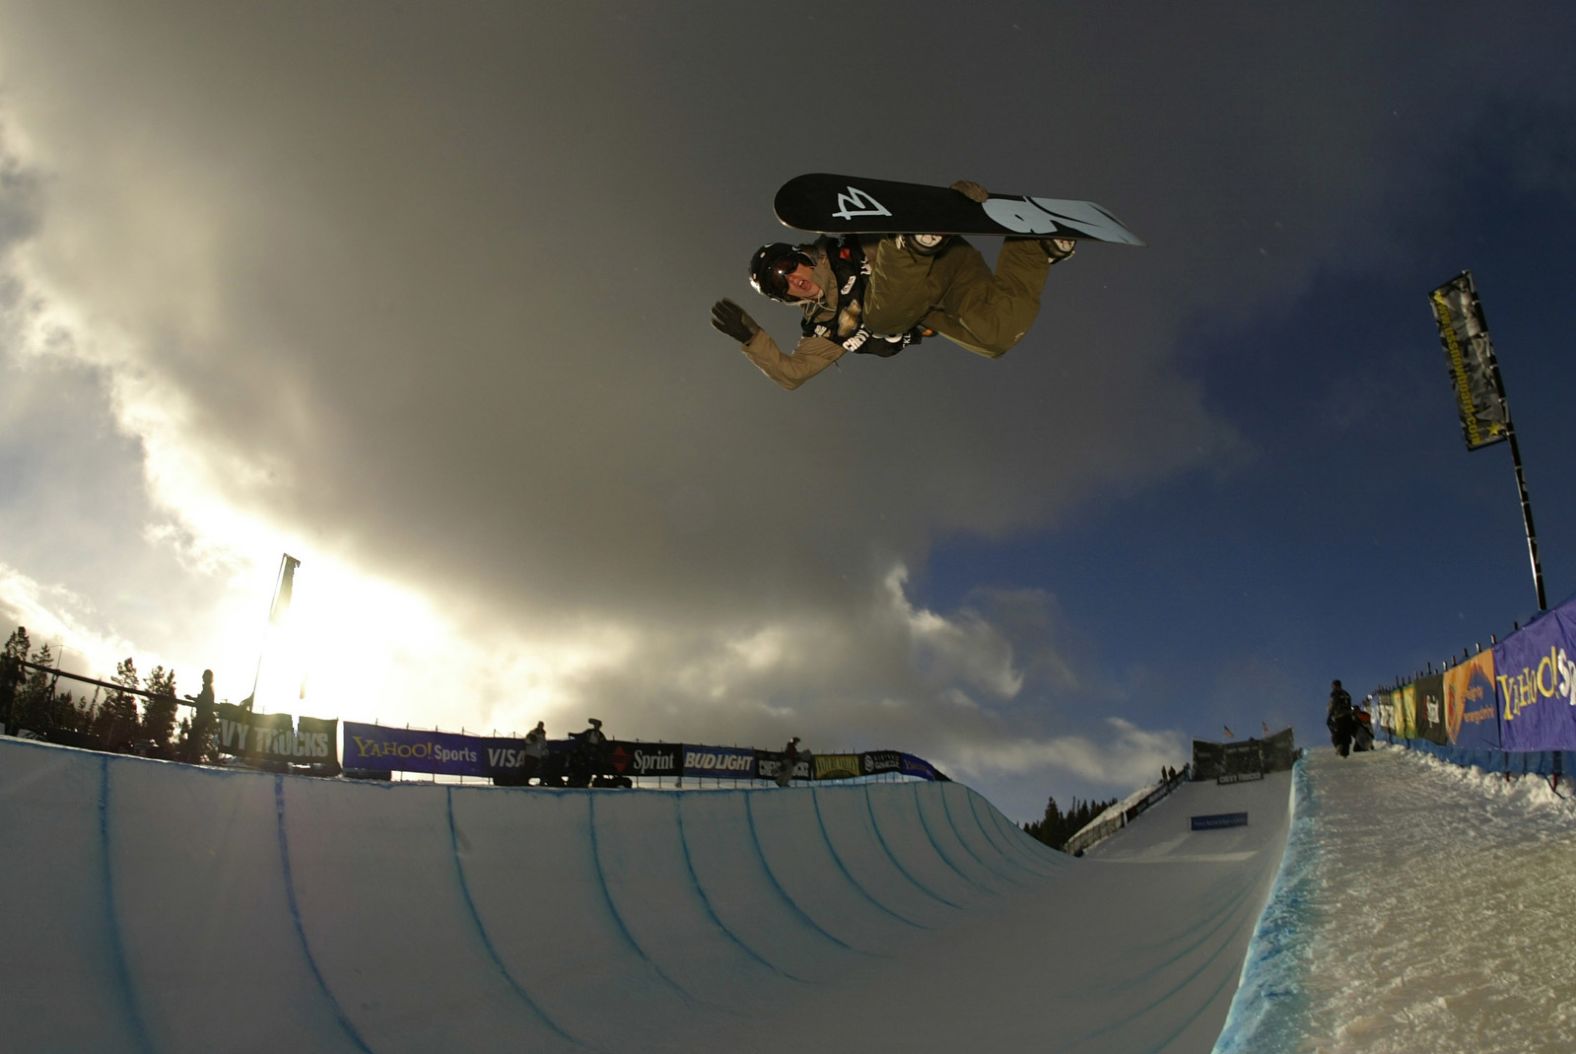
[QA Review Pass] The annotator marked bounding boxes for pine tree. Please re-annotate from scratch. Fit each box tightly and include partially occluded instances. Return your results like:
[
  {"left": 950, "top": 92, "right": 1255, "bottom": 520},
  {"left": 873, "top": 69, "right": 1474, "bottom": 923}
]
[
  {"left": 93, "top": 657, "right": 142, "bottom": 753},
  {"left": 15, "top": 642, "right": 59, "bottom": 734},
  {"left": 143, "top": 665, "right": 178, "bottom": 756},
  {"left": 1, "top": 627, "right": 31, "bottom": 730}
]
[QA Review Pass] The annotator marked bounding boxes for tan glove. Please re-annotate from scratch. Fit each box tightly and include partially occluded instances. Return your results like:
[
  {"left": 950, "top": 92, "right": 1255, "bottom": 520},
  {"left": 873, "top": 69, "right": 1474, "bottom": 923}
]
[{"left": 950, "top": 179, "right": 989, "bottom": 204}]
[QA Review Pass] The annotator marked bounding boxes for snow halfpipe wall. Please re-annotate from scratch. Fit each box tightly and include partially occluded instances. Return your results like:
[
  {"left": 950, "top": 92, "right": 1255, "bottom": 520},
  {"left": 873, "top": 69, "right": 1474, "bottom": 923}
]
[{"left": 0, "top": 737, "right": 1292, "bottom": 1053}]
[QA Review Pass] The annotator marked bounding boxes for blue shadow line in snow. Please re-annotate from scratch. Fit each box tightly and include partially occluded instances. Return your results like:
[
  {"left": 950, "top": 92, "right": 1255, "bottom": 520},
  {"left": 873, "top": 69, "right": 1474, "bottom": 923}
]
[
  {"left": 808, "top": 787, "right": 928, "bottom": 929},
  {"left": 272, "top": 777, "right": 377, "bottom": 1054},
  {"left": 964, "top": 789, "right": 1058, "bottom": 879},
  {"left": 984, "top": 795, "right": 1071, "bottom": 870},
  {"left": 859, "top": 785, "right": 961, "bottom": 910},
  {"left": 673, "top": 793, "right": 812, "bottom": 985},
  {"left": 444, "top": 788, "right": 588, "bottom": 1049},
  {"left": 585, "top": 792, "right": 701, "bottom": 1005},
  {"left": 938, "top": 782, "right": 1023, "bottom": 886},
  {"left": 743, "top": 790, "right": 862, "bottom": 955},
  {"left": 908, "top": 782, "right": 994, "bottom": 894}
]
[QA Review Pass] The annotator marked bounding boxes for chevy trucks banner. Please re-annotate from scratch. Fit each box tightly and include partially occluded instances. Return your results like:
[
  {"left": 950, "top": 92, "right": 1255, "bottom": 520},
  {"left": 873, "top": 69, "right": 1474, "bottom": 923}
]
[
  {"left": 1429, "top": 271, "right": 1508, "bottom": 452},
  {"left": 216, "top": 704, "right": 338, "bottom": 765},
  {"left": 1443, "top": 651, "right": 1501, "bottom": 750},
  {"left": 1493, "top": 602, "right": 1576, "bottom": 751}
]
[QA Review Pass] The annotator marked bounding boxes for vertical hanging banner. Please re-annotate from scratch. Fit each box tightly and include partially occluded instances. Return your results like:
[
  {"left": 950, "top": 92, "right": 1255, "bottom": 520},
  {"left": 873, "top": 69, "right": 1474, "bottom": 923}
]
[
  {"left": 1429, "top": 272, "right": 1508, "bottom": 452},
  {"left": 269, "top": 555, "right": 302, "bottom": 626}
]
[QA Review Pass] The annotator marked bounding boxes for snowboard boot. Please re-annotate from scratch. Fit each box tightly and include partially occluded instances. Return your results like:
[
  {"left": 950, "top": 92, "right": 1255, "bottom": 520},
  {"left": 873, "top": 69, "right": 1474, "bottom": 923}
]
[
  {"left": 897, "top": 233, "right": 950, "bottom": 256},
  {"left": 1042, "top": 237, "right": 1077, "bottom": 264}
]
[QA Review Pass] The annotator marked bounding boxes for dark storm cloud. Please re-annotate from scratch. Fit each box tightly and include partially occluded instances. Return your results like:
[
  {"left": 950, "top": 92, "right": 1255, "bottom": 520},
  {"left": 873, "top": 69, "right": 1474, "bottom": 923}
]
[{"left": 3, "top": 1, "right": 1574, "bottom": 816}]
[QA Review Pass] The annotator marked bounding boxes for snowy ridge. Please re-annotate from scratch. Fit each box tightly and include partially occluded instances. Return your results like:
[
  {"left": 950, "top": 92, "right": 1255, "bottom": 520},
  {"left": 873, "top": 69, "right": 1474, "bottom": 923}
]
[
  {"left": 1212, "top": 745, "right": 1576, "bottom": 1052},
  {"left": 0, "top": 735, "right": 1292, "bottom": 1053}
]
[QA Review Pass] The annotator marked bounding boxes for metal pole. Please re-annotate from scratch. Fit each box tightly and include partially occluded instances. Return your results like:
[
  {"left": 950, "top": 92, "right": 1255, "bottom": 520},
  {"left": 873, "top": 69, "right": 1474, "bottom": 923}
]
[
  {"left": 1502, "top": 422, "right": 1547, "bottom": 611},
  {"left": 1476, "top": 286, "right": 1548, "bottom": 612}
]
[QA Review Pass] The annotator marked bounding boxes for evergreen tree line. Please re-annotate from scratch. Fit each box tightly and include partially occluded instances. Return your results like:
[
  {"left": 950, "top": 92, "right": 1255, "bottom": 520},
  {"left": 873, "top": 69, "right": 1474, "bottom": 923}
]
[
  {"left": 1022, "top": 794, "right": 1118, "bottom": 852},
  {"left": 0, "top": 626, "right": 219, "bottom": 763}
]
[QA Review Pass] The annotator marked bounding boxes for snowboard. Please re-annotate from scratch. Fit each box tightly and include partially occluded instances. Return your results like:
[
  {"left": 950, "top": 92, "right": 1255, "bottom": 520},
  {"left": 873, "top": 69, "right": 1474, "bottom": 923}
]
[{"left": 774, "top": 173, "right": 1144, "bottom": 247}]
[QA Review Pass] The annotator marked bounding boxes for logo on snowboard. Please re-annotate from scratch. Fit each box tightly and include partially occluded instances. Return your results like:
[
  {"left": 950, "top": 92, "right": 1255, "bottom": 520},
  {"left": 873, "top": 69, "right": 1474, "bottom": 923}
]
[{"left": 832, "top": 185, "right": 892, "bottom": 221}]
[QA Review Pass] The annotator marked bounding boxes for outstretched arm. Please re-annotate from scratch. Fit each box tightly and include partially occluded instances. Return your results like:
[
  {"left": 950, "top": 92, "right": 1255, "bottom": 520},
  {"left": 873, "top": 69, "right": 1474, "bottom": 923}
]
[{"left": 712, "top": 298, "right": 845, "bottom": 391}]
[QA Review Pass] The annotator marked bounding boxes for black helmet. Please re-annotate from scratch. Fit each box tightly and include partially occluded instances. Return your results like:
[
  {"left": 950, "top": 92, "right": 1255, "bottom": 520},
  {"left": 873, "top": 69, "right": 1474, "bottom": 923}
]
[{"left": 749, "top": 242, "right": 813, "bottom": 303}]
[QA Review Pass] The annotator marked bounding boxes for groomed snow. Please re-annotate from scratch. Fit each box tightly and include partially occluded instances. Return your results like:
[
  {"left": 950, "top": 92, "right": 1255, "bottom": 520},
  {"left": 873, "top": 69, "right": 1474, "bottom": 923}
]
[
  {"left": 0, "top": 736, "right": 1291, "bottom": 1053},
  {"left": 1216, "top": 744, "right": 1576, "bottom": 1054}
]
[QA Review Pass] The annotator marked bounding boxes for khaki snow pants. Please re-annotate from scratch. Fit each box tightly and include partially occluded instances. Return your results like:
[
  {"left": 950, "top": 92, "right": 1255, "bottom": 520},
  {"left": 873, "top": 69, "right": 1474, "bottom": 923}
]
[{"left": 863, "top": 236, "right": 1054, "bottom": 359}]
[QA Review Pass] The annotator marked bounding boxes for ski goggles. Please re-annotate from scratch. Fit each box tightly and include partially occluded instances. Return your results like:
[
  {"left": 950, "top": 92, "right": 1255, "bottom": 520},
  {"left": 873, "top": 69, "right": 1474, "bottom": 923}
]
[{"left": 767, "top": 251, "right": 813, "bottom": 295}]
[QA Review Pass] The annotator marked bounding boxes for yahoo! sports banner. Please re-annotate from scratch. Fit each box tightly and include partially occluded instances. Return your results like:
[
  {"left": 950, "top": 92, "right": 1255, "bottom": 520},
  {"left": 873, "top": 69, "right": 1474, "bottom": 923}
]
[
  {"left": 343, "top": 722, "right": 518, "bottom": 778},
  {"left": 1493, "top": 604, "right": 1576, "bottom": 751}
]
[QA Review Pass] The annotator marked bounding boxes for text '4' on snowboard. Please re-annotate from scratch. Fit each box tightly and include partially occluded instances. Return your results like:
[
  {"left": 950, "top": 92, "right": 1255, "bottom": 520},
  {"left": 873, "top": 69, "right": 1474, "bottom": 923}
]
[{"left": 773, "top": 173, "right": 1144, "bottom": 247}]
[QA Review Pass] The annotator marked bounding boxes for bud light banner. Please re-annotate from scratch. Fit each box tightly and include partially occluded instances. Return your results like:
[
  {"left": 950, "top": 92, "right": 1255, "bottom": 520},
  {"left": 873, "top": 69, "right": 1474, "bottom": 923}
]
[
  {"left": 343, "top": 722, "right": 493, "bottom": 777},
  {"left": 681, "top": 745, "right": 758, "bottom": 780},
  {"left": 1493, "top": 601, "right": 1576, "bottom": 751},
  {"left": 1443, "top": 651, "right": 1500, "bottom": 750}
]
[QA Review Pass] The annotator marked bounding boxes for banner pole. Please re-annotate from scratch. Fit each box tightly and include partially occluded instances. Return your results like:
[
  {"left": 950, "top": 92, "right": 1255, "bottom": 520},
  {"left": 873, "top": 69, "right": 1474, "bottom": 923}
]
[
  {"left": 1477, "top": 289, "right": 1547, "bottom": 613},
  {"left": 1501, "top": 417, "right": 1547, "bottom": 612},
  {"left": 1430, "top": 272, "right": 1546, "bottom": 613}
]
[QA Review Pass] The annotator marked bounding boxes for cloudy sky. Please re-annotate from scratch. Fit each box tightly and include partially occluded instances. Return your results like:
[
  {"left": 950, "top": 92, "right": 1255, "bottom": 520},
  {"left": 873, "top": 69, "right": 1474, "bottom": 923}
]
[{"left": 3, "top": 1, "right": 1575, "bottom": 821}]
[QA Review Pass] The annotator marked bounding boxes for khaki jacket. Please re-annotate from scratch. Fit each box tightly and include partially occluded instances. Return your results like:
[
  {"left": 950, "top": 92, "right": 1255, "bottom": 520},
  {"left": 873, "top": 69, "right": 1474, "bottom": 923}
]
[{"left": 739, "top": 243, "right": 864, "bottom": 391}]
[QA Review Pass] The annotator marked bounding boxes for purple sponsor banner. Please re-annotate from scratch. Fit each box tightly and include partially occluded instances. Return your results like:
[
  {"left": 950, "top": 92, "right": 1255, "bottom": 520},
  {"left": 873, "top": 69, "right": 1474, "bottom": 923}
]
[
  {"left": 1493, "top": 601, "right": 1576, "bottom": 751},
  {"left": 342, "top": 721, "right": 490, "bottom": 777},
  {"left": 898, "top": 752, "right": 945, "bottom": 781}
]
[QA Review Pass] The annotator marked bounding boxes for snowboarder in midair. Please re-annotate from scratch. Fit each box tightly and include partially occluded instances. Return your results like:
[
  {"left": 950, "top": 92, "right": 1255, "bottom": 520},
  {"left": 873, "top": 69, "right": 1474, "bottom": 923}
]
[{"left": 711, "top": 180, "right": 1077, "bottom": 390}]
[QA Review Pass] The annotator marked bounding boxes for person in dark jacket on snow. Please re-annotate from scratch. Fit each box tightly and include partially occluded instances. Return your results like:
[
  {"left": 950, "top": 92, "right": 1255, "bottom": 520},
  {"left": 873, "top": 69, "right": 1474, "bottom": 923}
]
[
  {"left": 711, "top": 180, "right": 1077, "bottom": 390},
  {"left": 1327, "top": 680, "right": 1357, "bottom": 756}
]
